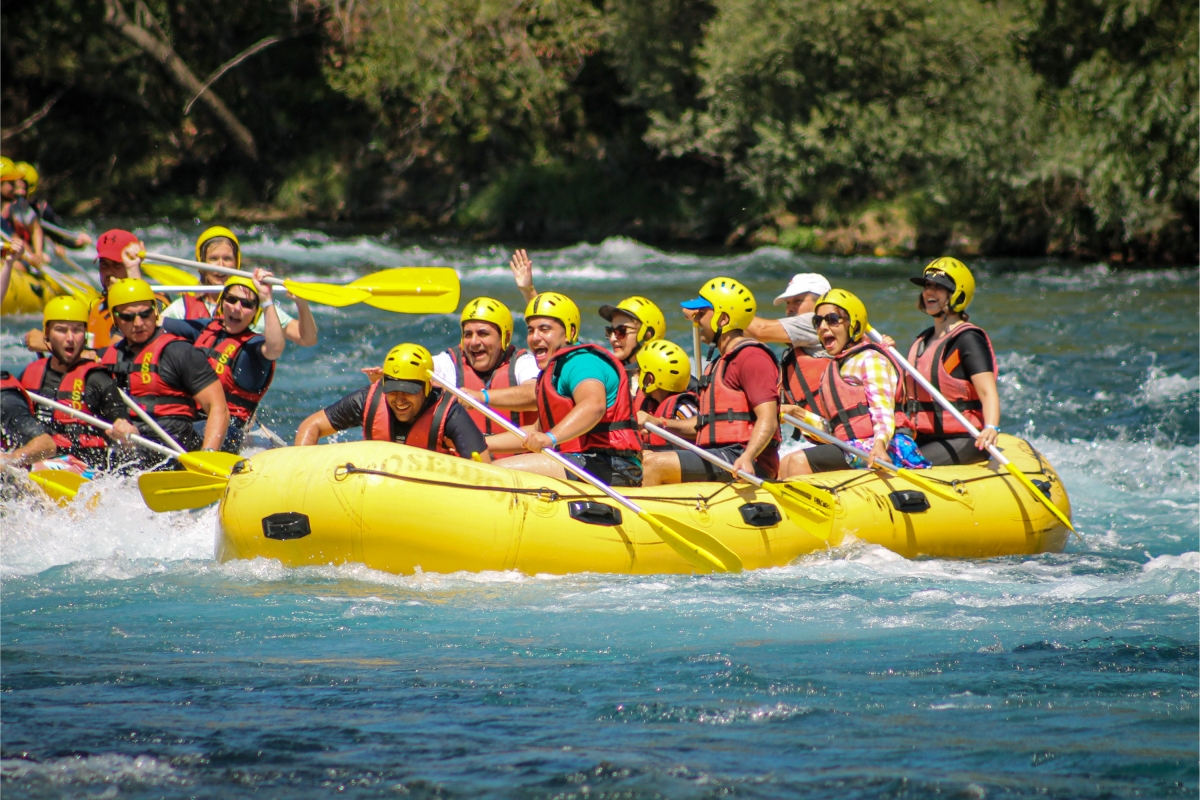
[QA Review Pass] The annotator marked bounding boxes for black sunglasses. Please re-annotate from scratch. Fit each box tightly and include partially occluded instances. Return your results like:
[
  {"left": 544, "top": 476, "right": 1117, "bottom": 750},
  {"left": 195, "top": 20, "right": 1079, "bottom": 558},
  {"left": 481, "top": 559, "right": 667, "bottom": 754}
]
[
  {"left": 605, "top": 324, "right": 638, "bottom": 339},
  {"left": 223, "top": 295, "right": 258, "bottom": 310},
  {"left": 812, "top": 312, "right": 845, "bottom": 328},
  {"left": 115, "top": 308, "right": 155, "bottom": 322}
]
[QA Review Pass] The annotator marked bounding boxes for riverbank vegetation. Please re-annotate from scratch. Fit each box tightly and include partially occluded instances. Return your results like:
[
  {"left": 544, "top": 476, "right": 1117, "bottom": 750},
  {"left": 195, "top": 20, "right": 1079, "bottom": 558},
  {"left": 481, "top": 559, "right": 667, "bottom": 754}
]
[{"left": 2, "top": 0, "right": 1195, "bottom": 261}]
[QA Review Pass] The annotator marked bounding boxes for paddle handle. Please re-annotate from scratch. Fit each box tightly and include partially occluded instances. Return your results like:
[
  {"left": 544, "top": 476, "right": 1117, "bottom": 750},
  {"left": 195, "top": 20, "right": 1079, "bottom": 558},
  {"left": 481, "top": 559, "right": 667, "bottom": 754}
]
[
  {"left": 867, "top": 328, "right": 1008, "bottom": 465},
  {"left": 149, "top": 285, "right": 223, "bottom": 293},
  {"left": 691, "top": 323, "right": 703, "bottom": 380},
  {"left": 26, "top": 391, "right": 180, "bottom": 459},
  {"left": 143, "top": 251, "right": 288, "bottom": 288},
  {"left": 429, "top": 372, "right": 645, "bottom": 516},
  {"left": 39, "top": 219, "right": 83, "bottom": 241},
  {"left": 642, "top": 423, "right": 763, "bottom": 487},
  {"left": 118, "top": 388, "right": 186, "bottom": 454},
  {"left": 782, "top": 413, "right": 900, "bottom": 473}
]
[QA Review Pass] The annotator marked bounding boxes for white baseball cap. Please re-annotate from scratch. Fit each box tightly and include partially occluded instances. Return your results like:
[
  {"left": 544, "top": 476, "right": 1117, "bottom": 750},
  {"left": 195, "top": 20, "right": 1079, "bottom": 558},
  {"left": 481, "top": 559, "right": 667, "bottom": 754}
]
[{"left": 773, "top": 273, "right": 831, "bottom": 305}]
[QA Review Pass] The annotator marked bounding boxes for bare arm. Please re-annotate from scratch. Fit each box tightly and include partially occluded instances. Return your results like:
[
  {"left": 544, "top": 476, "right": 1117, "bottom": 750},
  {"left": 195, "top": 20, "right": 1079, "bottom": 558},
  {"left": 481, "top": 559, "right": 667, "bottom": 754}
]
[
  {"left": 474, "top": 382, "right": 538, "bottom": 412},
  {"left": 252, "top": 269, "right": 286, "bottom": 360},
  {"left": 284, "top": 298, "right": 318, "bottom": 346},
  {"left": 730, "top": 400, "right": 779, "bottom": 476},
  {"left": 2, "top": 433, "right": 57, "bottom": 467},
  {"left": 484, "top": 422, "right": 539, "bottom": 454},
  {"left": 637, "top": 408, "right": 698, "bottom": 440},
  {"left": 970, "top": 371, "right": 1001, "bottom": 449},
  {"left": 193, "top": 382, "right": 230, "bottom": 451},
  {"left": 295, "top": 409, "right": 338, "bottom": 445},
  {"left": 745, "top": 316, "right": 792, "bottom": 344}
]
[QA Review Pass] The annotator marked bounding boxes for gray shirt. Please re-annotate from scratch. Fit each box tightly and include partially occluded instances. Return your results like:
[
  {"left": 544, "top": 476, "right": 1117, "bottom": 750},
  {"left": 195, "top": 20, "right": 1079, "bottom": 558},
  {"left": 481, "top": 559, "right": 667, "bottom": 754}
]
[{"left": 779, "top": 314, "right": 825, "bottom": 357}]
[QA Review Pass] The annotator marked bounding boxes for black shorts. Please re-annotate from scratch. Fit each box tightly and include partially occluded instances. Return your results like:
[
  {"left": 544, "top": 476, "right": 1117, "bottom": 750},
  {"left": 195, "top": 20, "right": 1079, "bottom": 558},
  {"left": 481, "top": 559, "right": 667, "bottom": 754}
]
[
  {"left": 801, "top": 443, "right": 853, "bottom": 473},
  {"left": 675, "top": 444, "right": 773, "bottom": 483},
  {"left": 916, "top": 435, "right": 989, "bottom": 467},
  {"left": 561, "top": 452, "right": 643, "bottom": 487}
]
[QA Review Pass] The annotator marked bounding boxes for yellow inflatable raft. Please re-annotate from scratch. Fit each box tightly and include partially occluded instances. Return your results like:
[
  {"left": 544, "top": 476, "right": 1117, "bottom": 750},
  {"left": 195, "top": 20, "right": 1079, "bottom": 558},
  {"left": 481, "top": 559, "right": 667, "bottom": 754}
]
[
  {"left": 215, "top": 434, "right": 1072, "bottom": 575},
  {"left": 1, "top": 264, "right": 67, "bottom": 314}
]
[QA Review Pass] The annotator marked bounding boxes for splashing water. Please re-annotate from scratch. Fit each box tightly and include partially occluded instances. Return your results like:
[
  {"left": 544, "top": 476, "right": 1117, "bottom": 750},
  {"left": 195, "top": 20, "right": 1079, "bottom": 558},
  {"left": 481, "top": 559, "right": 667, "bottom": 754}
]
[{"left": 2, "top": 229, "right": 1196, "bottom": 798}]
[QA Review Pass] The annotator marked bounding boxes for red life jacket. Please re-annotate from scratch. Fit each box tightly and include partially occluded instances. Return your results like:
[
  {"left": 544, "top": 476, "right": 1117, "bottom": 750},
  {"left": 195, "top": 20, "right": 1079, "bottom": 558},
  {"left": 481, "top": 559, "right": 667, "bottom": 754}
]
[
  {"left": 19, "top": 358, "right": 109, "bottom": 451},
  {"left": 904, "top": 323, "right": 997, "bottom": 437},
  {"left": 101, "top": 329, "right": 198, "bottom": 419},
  {"left": 780, "top": 348, "right": 826, "bottom": 411},
  {"left": 816, "top": 340, "right": 913, "bottom": 442},
  {"left": 632, "top": 389, "right": 698, "bottom": 450},
  {"left": 448, "top": 345, "right": 538, "bottom": 435},
  {"left": 695, "top": 339, "right": 782, "bottom": 448},
  {"left": 2, "top": 202, "right": 32, "bottom": 244},
  {"left": 194, "top": 320, "right": 275, "bottom": 422},
  {"left": 361, "top": 382, "right": 457, "bottom": 454},
  {"left": 2, "top": 372, "right": 34, "bottom": 414},
  {"left": 535, "top": 344, "right": 641, "bottom": 456},
  {"left": 182, "top": 294, "right": 212, "bottom": 320}
]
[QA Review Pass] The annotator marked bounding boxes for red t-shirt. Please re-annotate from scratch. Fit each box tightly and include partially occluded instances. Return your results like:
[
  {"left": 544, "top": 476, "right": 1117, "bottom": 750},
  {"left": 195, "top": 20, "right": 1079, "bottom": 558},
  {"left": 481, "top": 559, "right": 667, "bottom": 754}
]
[{"left": 719, "top": 343, "right": 781, "bottom": 474}]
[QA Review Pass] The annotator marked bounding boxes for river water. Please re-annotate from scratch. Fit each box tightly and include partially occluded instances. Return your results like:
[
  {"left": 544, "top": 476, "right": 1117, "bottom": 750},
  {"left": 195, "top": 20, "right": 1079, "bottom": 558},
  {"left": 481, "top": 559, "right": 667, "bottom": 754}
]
[{"left": 1, "top": 229, "right": 1196, "bottom": 798}]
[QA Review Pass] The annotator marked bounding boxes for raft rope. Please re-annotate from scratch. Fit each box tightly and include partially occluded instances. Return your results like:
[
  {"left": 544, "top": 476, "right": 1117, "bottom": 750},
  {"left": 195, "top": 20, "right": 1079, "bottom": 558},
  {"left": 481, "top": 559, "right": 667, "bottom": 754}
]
[{"left": 337, "top": 463, "right": 743, "bottom": 507}]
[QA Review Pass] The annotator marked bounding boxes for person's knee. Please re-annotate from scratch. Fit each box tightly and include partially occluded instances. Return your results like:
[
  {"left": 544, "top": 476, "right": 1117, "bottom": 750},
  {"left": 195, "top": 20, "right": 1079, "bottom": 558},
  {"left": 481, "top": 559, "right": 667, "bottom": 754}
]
[
  {"left": 778, "top": 450, "right": 811, "bottom": 478},
  {"left": 642, "top": 451, "right": 678, "bottom": 486}
]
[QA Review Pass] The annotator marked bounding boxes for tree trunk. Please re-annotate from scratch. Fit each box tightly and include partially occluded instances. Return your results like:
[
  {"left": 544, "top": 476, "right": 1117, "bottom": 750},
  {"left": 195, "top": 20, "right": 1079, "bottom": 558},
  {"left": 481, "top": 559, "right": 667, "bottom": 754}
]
[{"left": 103, "top": 0, "right": 258, "bottom": 160}]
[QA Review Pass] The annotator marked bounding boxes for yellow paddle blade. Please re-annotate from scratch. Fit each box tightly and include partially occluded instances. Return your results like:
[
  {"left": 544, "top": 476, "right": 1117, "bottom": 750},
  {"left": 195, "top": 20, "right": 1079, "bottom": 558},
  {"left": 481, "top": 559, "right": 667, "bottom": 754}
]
[
  {"left": 1004, "top": 462, "right": 1076, "bottom": 533},
  {"left": 639, "top": 511, "right": 743, "bottom": 573},
  {"left": 349, "top": 268, "right": 460, "bottom": 314},
  {"left": 282, "top": 279, "right": 370, "bottom": 308},
  {"left": 28, "top": 470, "right": 89, "bottom": 505},
  {"left": 893, "top": 467, "right": 973, "bottom": 506},
  {"left": 761, "top": 482, "right": 835, "bottom": 541},
  {"left": 138, "top": 471, "right": 229, "bottom": 512},
  {"left": 176, "top": 451, "right": 244, "bottom": 479},
  {"left": 142, "top": 262, "right": 200, "bottom": 286}
]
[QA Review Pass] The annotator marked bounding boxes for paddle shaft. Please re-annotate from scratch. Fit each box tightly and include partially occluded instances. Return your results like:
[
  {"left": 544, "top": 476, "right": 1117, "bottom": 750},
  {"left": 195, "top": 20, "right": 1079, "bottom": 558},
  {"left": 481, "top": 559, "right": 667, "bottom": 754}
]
[
  {"left": 39, "top": 219, "right": 84, "bottom": 241},
  {"left": 692, "top": 323, "right": 703, "bottom": 380},
  {"left": 118, "top": 388, "right": 186, "bottom": 454},
  {"left": 147, "top": 285, "right": 222, "bottom": 293},
  {"left": 144, "top": 251, "right": 289, "bottom": 288},
  {"left": 429, "top": 373, "right": 648, "bottom": 517},
  {"left": 642, "top": 423, "right": 764, "bottom": 487},
  {"left": 783, "top": 414, "right": 903, "bottom": 471},
  {"left": 26, "top": 391, "right": 181, "bottom": 459}
]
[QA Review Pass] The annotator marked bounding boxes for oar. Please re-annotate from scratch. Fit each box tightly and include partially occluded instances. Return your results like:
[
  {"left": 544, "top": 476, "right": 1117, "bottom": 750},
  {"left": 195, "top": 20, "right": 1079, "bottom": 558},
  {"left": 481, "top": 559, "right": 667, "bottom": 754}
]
[
  {"left": 782, "top": 414, "right": 970, "bottom": 505},
  {"left": 146, "top": 285, "right": 222, "bottom": 293},
  {"left": 692, "top": 322, "right": 703, "bottom": 380},
  {"left": 138, "top": 470, "right": 230, "bottom": 513},
  {"left": 140, "top": 262, "right": 202, "bottom": 287},
  {"left": 142, "top": 251, "right": 460, "bottom": 313},
  {"left": 643, "top": 423, "right": 835, "bottom": 540},
  {"left": 431, "top": 372, "right": 743, "bottom": 573},
  {"left": 24, "top": 390, "right": 239, "bottom": 477},
  {"left": 38, "top": 218, "right": 86, "bottom": 242},
  {"left": 2, "top": 463, "right": 88, "bottom": 506},
  {"left": 54, "top": 248, "right": 103, "bottom": 291},
  {"left": 866, "top": 328, "right": 1076, "bottom": 535},
  {"left": 117, "top": 388, "right": 186, "bottom": 454}
]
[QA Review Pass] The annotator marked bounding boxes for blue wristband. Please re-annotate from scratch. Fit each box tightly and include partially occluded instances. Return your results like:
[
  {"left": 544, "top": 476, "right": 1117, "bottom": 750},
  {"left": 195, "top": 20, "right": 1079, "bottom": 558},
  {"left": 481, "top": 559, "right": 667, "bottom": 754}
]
[
  {"left": 481, "top": 388, "right": 490, "bottom": 404},
  {"left": 547, "top": 431, "right": 559, "bottom": 448},
  {"left": 985, "top": 424, "right": 1000, "bottom": 432}
]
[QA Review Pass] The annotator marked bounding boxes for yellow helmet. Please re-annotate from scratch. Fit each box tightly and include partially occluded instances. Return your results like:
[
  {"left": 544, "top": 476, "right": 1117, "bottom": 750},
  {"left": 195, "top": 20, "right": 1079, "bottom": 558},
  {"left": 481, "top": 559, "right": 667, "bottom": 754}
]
[
  {"left": 42, "top": 296, "right": 90, "bottom": 328},
  {"left": 195, "top": 225, "right": 241, "bottom": 270},
  {"left": 524, "top": 292, "right": 580, "bottom": 343},
  {"left": 107, "top": 278, "right": 158, "bottom": 311},
  {"left": 460, "top": 296, "right": 514, "bottom": 348},
  {"left": 0, "top": 157, "right": 20, "bottom": 182},
  {"left": 636, "top": 339, "right": 691, "bottom": 394},
  {"left": 910, "top": 257, "right": 975, "bottom": 313},
  {"left": 15, "top": 162, "right": 38, "bottom": 192},
  {"left": 381, "top": 343, "right": 434, "bottom": 395},
  {"left": 697, "top": 277, "right": 756, "bottom": 333},
  {"left": 815, "top": 288, "right": 869, "bottom": 342},
  {"left": 600, "top": 296, "right": 666, "bottom": 343},
  {"left": 216, "top": 275, "right": 262, "bottom": 325}
]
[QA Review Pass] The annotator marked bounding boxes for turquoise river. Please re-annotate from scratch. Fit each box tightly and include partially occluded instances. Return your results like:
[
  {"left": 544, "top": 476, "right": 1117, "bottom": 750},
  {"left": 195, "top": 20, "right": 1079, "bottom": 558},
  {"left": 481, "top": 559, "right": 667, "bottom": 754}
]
[{"left": 1, "top": 228, "right": 1196, "bottom": 798}]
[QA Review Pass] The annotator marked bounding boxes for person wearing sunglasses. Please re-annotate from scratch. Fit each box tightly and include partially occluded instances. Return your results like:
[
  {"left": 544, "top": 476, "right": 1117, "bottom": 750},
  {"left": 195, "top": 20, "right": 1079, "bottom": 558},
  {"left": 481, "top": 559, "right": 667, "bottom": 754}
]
[
  {"left": 598, "top": 296, "right": 668, "bottom": 391},
  {"left": 160, "top": 227, "right": 318, "bottom": 347},
  {"left": 159, "top": 272, "right": 286, "bottom": 453},
  {"left": 481, "top": 292, "right": 643, "bottom": 487},
  {"left": 900, "top": 257, "right": 1000, "bottom": 465},
  {"left": 642, "top": 277, "right": 782, "bottom": 486},
  {"left": 100, "top": 278, "right": 229, "bottom": 459},
  {"left": 778, "top": 289, "right": 930, "bottom": 476}
]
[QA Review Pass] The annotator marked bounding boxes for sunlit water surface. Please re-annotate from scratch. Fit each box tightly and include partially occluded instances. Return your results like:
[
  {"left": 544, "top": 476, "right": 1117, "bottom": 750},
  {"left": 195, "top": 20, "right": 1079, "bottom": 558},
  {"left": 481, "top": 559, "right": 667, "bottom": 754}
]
[{"left": 2, "top": 229, "right": 1196, "bottom": 798}]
